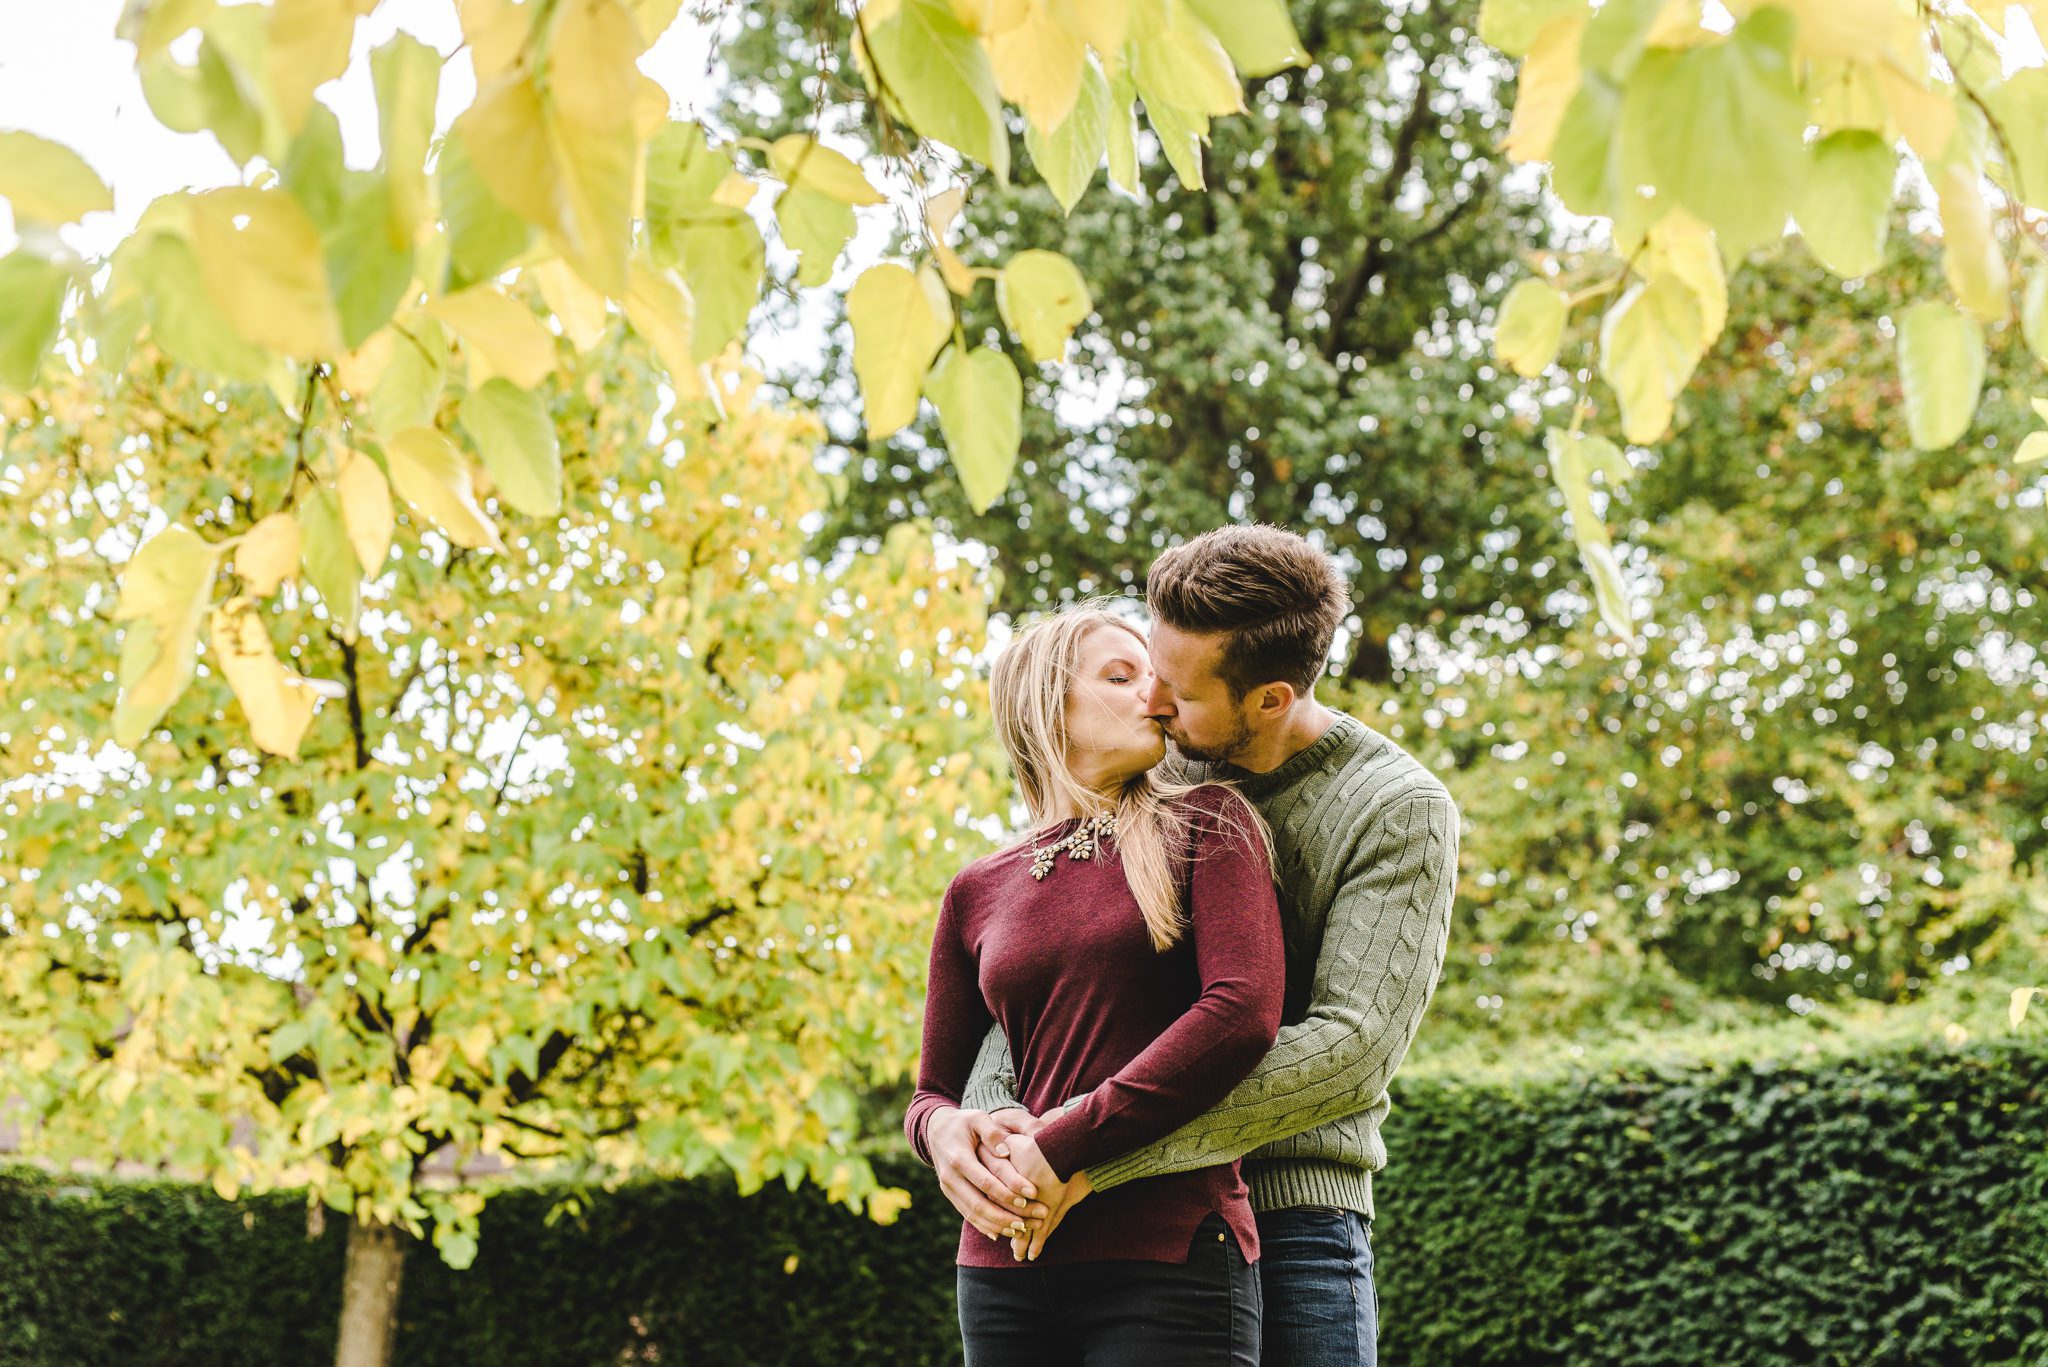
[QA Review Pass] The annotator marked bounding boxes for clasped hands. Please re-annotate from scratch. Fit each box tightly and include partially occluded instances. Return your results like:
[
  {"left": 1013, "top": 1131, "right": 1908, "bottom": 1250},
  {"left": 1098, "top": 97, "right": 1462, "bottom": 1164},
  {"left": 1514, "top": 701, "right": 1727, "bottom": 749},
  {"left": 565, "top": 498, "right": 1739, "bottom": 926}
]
[{"left": 929, "top": 1104, "right": 1093, "bottom": 1262}]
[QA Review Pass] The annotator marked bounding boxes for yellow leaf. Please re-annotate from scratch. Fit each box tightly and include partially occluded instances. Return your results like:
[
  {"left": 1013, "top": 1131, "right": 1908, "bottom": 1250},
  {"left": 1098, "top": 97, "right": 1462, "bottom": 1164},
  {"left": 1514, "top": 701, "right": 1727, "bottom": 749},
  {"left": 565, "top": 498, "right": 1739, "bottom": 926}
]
[
  {"left": 950, "top": 0, "right": 1031, "bottom": 33},
  {"left": 2010, "top": 987, "right": 2039, "bottom": 1028},
  {"left": 1129, "top": 0, "right": 1243, "bottom": 119},
  {"left": 768, "top": 135, "right": 886, "bottom": 205},
  {"left": 454, "top": 74, "right": 560, "bottom": 228},
  {"left": 212, "top": 1168, "right": 241, "bottom": 1203},
  {"left": 1937, "top": 162, "right": 2010, "bottom": 322},
  {"left": 234, "top": 512, "right": 301, "bottom": 596},
  {"left": 336, "top": 449, "right": 395, "bottom": 571},
  {"left": 533, "top": 258, "right": 612, "bottom": 351},
  {"left": 0, "top": 130, "right": 114, "bottom": 226},
  {"left": 384, "top": 425, "right": 507, "bottom": 552},
  {"left": 925, "top": 187, "right": 977, "bottom": 295},
  {"left": 1493, "top": 278, "right": 1568, "bottom": 378},
  {"left": 335, "top": 328, "right": 395, "bottom": 396},
  {"left": 1504, "top": 11, "right": 1585, "bottom": 165},
  {"left": 848, "top": 262, "right": 953, "bottom": 439},
  {"left": 1644, "top": 208, "right": 1727, "bottom": 343},
  {"left": 267, "top": 0, "right": 373, "bottom": 136},
  {"left": 1050, "top": 0, "right": 1127, "bottom": 67},
  {"left": 996, "top": 247, "right": 1090, "bottom": 364},
  {"left": 459, "top": 0, "right": 532, "bottom": 84},
  {"left": 622, "top": 255, "right": 711, "bottom": 400},
  {"left": 188, "top": 188, "right": 344, "bottom": 358},
  {"left": 544, "top": 0, "right": 641, "bottom": 295},
  {"left": 209, "top": 597, "right": 343, "bottom": 757},
  {"left": 113, "top": 524, "right": 222, "bottom": 747},
  {"left": 1598, "top": 271, "right": 1707, "bottom": 445},
  {"left": 426, "top": 286, "right": 557, "bottom": 389},
  {"left": 988, "top": 2, "right": 1088, "bottom": 134}
]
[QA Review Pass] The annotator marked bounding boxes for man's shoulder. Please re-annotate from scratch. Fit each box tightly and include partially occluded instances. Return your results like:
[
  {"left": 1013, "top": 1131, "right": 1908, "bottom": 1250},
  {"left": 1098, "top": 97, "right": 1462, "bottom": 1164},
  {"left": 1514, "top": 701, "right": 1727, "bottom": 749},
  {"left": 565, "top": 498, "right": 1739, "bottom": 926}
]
[{"left": 1322, "top": 714, "right": 1457, "bottom": 821}]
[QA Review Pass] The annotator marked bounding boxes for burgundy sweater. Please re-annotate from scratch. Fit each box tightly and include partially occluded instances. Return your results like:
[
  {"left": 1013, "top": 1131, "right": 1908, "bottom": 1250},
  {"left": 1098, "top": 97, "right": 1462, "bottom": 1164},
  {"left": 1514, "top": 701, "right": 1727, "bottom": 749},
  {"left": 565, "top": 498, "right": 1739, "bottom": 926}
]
[{"left": 904, "top": 785, "right": 1284, "bottom": 1267}]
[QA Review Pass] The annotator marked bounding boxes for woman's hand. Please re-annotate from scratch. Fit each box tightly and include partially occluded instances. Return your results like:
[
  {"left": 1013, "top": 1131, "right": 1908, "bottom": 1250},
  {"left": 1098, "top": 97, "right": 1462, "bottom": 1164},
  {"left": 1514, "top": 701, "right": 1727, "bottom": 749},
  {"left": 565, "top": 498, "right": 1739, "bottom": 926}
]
[{"left": 994, "top": 1132, "right": 1090, "bottom": 1261}]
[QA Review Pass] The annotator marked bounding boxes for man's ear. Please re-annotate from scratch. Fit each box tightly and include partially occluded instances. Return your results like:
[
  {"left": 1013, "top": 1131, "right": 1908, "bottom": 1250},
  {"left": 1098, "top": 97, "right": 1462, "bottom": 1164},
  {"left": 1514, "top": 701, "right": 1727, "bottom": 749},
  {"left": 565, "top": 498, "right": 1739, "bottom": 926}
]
[{"left": 1253, "top": 681, "right": 1298, "bottom": 717}]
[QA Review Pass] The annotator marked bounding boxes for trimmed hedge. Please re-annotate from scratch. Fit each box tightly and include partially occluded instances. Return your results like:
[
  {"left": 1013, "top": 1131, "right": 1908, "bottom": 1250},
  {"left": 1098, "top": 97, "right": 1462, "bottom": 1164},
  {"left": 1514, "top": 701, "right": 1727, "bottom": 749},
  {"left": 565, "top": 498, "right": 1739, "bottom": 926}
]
[{"left": 5, "top": 1042, "right": 2047, "bottom": 1365}]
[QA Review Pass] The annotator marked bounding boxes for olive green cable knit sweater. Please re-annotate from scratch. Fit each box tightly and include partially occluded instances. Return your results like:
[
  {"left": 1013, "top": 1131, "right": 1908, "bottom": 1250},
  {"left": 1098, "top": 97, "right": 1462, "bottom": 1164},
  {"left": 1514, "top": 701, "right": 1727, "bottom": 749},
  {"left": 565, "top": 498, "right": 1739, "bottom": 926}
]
[{"left": 960, "top": 711, "right": 1460, "bottom": 1216}]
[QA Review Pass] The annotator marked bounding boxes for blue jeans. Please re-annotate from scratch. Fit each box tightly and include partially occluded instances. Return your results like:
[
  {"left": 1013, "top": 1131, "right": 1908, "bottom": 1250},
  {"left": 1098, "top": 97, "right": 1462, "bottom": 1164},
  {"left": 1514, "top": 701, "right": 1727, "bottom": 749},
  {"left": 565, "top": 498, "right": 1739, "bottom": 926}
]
[{"left": 1255, "top": 1206, "right": 1378, "bottom": 1367}]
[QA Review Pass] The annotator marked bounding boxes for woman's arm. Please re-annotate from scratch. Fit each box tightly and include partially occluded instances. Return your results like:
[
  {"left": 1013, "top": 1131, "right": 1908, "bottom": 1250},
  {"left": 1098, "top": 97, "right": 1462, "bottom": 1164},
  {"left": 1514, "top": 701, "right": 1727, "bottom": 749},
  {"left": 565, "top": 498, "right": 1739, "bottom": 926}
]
[
  {"left": 1027, "top": 790, "right": 1285, "bottom": 1180},
  {"left": 903, "top": 883, "right": 995, "bottom": 1166}
]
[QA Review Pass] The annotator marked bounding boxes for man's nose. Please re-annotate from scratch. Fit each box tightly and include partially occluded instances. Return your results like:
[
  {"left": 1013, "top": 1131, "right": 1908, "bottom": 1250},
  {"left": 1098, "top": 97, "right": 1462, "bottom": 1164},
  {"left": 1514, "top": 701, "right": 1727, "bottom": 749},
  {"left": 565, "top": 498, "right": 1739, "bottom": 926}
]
[{"left": 1143, "top": 678, "right": 1174, "bottom": 718}]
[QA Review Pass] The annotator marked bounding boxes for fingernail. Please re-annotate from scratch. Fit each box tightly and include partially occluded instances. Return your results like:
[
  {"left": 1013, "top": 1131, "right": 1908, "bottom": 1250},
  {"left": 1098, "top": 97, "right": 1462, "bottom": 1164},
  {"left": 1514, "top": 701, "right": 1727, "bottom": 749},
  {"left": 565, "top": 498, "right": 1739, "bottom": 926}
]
[
  {"left": 993, "top": 1145, "right": 1008, "bottom": 1157},
  {"left": 1012, "top": 1197, "right": 1026, "bottom": 1209},
  {"left": 1020, "top": 1186, "right": 1036, "bottom": 1200}
]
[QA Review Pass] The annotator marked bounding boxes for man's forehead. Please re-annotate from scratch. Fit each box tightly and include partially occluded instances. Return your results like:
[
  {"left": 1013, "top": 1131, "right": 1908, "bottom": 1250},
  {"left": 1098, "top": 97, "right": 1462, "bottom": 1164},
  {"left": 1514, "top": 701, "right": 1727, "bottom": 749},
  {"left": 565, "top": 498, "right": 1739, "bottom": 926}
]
[{"left": 1148, "top": 623, "right": 1226, "bottom": 682}]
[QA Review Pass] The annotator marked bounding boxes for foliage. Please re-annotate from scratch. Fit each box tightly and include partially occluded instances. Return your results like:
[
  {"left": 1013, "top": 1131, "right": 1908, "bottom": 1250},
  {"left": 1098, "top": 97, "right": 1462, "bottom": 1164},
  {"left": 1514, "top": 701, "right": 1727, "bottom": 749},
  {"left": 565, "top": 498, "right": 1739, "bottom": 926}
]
[
  {"left": 1486, "top": 0, "right": 2048, "bottom": 628},
  {"left": 7, "top": 1038, "right": 2047, "bottom": 1365},
  {"left": 0, "top": 0, "right": 1309, "bottom": 708},
  {"left": 725, "top": 0, "right": 1565, "bottom": 677},
  {"left": 1335, "top": 243, "right": 2048, "bottom": 1038},
  {"left": 0, "top": 339, "right": 1002, "bottom": 1264}
]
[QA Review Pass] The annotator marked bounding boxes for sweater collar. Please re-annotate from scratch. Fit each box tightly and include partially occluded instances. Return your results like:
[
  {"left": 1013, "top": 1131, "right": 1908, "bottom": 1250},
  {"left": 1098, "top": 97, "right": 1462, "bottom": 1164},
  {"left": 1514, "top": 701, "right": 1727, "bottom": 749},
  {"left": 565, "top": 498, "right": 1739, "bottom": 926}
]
[{"left": 1182, "top": 710, "right": 1365, "bottom": 797}]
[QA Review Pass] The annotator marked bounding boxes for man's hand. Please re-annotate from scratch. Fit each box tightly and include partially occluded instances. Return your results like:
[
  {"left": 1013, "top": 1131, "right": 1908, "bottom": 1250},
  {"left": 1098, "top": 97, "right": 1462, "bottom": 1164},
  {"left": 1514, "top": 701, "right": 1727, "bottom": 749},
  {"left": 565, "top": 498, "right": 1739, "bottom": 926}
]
[{"left": 928, "top": 1107, "right": 1050, "bottom": 1240}]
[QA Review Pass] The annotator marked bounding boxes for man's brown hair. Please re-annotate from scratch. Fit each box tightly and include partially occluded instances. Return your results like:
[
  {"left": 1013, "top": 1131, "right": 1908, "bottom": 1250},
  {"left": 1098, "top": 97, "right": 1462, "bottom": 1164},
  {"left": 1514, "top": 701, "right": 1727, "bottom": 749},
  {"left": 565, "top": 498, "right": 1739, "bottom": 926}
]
[{"left": 1146, "top": 525, "right": 1351, "bottom": 699}]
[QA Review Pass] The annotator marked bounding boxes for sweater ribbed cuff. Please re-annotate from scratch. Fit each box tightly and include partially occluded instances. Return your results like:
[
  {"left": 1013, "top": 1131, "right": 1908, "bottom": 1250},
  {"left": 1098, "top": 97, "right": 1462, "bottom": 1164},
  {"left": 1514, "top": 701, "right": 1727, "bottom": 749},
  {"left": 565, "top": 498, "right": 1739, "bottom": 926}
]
[{"left": 1244, "top": 1158, "right": 1373, "bottom": 1217}]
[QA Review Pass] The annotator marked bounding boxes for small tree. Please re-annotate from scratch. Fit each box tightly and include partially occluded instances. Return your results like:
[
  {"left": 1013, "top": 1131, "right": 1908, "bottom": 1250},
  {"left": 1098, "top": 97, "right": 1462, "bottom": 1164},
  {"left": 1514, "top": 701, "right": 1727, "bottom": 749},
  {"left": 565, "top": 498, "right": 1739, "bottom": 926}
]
[{"left": 0, "top": 336, "right": 1001, "bottom": 1365}]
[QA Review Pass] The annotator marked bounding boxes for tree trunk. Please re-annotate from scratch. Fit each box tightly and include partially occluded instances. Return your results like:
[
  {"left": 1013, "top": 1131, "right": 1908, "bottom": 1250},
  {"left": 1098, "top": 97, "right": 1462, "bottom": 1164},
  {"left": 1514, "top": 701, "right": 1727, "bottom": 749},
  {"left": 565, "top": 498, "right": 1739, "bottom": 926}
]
[{"left": 334, "top": 1218, "right": 408, "bottom": 1367}]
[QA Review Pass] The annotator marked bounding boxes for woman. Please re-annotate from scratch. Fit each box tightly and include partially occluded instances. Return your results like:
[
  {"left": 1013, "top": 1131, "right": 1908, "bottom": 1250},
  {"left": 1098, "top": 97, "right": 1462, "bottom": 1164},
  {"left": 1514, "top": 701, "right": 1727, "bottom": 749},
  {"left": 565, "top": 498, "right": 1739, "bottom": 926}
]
[{"left": 904, "top": 605, "right": 1285, "bottom": 1366}]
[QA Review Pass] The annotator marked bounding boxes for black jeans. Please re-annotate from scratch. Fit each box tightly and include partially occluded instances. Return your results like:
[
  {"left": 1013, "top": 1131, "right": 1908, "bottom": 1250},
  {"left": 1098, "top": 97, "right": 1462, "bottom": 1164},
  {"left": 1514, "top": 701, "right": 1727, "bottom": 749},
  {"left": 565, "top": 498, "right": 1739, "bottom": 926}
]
[{"left": 955, "top": 1212, "right": 1262, "bottom": 1365}]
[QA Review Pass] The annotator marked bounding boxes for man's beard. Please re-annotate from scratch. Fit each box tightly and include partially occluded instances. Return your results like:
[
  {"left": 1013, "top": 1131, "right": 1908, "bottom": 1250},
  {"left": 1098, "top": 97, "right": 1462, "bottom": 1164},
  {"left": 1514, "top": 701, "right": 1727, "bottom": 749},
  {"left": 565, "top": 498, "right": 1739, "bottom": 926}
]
[{"left": 1166, "top": 711, "right": 1256, "bottom": 767}]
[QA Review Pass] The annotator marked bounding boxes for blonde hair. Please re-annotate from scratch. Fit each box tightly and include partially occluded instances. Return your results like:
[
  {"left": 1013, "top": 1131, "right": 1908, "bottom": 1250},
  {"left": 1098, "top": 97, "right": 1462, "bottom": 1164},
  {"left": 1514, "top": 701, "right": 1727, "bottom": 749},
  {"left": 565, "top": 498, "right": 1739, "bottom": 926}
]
[{"left": 988, "top": 603, "right": 1274, "bottom": 951}]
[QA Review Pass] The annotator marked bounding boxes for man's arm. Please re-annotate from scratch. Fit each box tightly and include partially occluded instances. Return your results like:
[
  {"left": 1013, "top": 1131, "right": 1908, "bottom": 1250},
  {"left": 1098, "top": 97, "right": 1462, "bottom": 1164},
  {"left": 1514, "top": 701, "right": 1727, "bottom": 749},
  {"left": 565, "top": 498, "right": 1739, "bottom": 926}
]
[
  {"left": 959, "top": 1022, "right": 1022, "bottom": 1114},
  {"left": 1080, "top": 792, "right": 1460, "bottom": 1193}
]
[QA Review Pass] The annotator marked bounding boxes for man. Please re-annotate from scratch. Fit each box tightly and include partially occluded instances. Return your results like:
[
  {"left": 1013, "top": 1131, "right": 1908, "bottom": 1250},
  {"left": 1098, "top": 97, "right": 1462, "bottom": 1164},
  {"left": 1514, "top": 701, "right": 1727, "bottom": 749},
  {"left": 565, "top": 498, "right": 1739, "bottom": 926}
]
[{"left": 923, "top": 525, "right": 1460, "bottom": 1366}]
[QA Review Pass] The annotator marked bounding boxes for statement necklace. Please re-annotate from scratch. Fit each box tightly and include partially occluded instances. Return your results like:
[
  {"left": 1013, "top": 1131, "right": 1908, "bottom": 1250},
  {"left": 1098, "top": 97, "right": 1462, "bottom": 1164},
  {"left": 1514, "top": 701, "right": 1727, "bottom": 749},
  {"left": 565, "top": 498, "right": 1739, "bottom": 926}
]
[{"left": 1029, "top": 812, "right": 1117, "bottom": 880}]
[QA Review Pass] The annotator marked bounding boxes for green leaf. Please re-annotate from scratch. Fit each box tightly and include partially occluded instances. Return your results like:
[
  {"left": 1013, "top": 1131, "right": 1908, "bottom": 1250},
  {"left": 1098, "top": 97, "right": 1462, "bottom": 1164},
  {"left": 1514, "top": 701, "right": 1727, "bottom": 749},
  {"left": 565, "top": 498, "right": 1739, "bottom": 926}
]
[
  {"left": 1581, "top": 0, "right": 1662, "bottom": 81},
  {"left": 1794, "top": 131, "right": 1893, "bottom": 279},
  {"left": 2021, "top": 266, "right": 2048, "bottom": 365},
  {"left": 847, "top": 263, "right": 952, "bottom": 439},
  {"left": 112, "top": 524, "right": 221, "bottom": 747},
  {"left": 675, "top": 213, "right": 765, "bottom": 360},
  {"left": 645, "top": 120, "right": 730, "bottom": 232},
  {"left": 299, "top": 485, "right": 362, "bottom": 641},
  {"left": 1131, "top": 3, "right": 1244, "bottom": 117},
  {"left": 281, "top": 104, "right": 347, "bottom": 229},
  {"left": 0, "top": 130, "right": 114, "bottom": 226},
  {"left": 370, "top": 32, "right": 441, "bottom": 240},
  {"left": 925, "top": 346, "right": 1022, "bottom": 513},
  {"left": 323, "top": 180, "right": 415, "bottom": 350},
  {"left": 371, "top": 318, "right": 447, "bottom": 435},
  {"left": 1621, "top": 8, "right": 1804, "bottom": 253},
  {"left": 1494, "top": 278, "right": 1569, "bottom": 378},
  {"left": 1184, "top": 0, "right": 1307, "bottom": 77},
  {"left": 1478, "top": 0, "right": 1584, "bottom": 58},
  {"left": 1025, "top": 58, "right": 1111, "bottom": 214},
  {"left": 0, "top": 250, "right": 71, "bottom": 391},
  {"left": 439, "top": 133, "right": 534, "bottom": 295},
  {"left": 1144, "top": 98, "right": 1210, "bottom": 191},
  {"left": 459, "top": 379, "right": 563, "bottom": 518},
  {"left": 776, "top": 186, "right": 857, "bottom": 289},
  {"left": 1598, "top": 271, "right": 1706, "bottom": 445},
  {"left": 1895, "top": 299, "right": 1984, "bottom": 451},
  {"left": 1105, "top": 67, "right": 1142, "bottom": 197},
  {"left": 1550, "top": 74, "right": 1623, "bottom": 219},
  {"left": 997, "top": 249, "right": 1091, "bottom": 365},
  {"left": 865, "top": 0, "right": 1010, "bottom": 185},
  {"left": 1544, "top": 427, "right": 1634, "bottom": 639}
]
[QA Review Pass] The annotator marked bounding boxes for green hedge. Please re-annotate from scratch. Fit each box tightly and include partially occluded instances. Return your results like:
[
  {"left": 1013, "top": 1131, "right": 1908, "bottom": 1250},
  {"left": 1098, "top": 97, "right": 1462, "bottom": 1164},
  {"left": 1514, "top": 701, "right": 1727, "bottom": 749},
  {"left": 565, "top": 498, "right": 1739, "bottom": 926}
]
[{"left": 4, "top": 1042, "right": 2046, "bottom": 1365}]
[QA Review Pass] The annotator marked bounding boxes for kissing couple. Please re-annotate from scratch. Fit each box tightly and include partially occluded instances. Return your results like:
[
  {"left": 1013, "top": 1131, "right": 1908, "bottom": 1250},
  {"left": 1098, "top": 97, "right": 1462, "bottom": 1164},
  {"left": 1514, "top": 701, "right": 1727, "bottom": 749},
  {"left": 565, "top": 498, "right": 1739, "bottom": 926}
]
[{"left": 905, "top": 524, "right": 1462, "bottom": 1365}]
